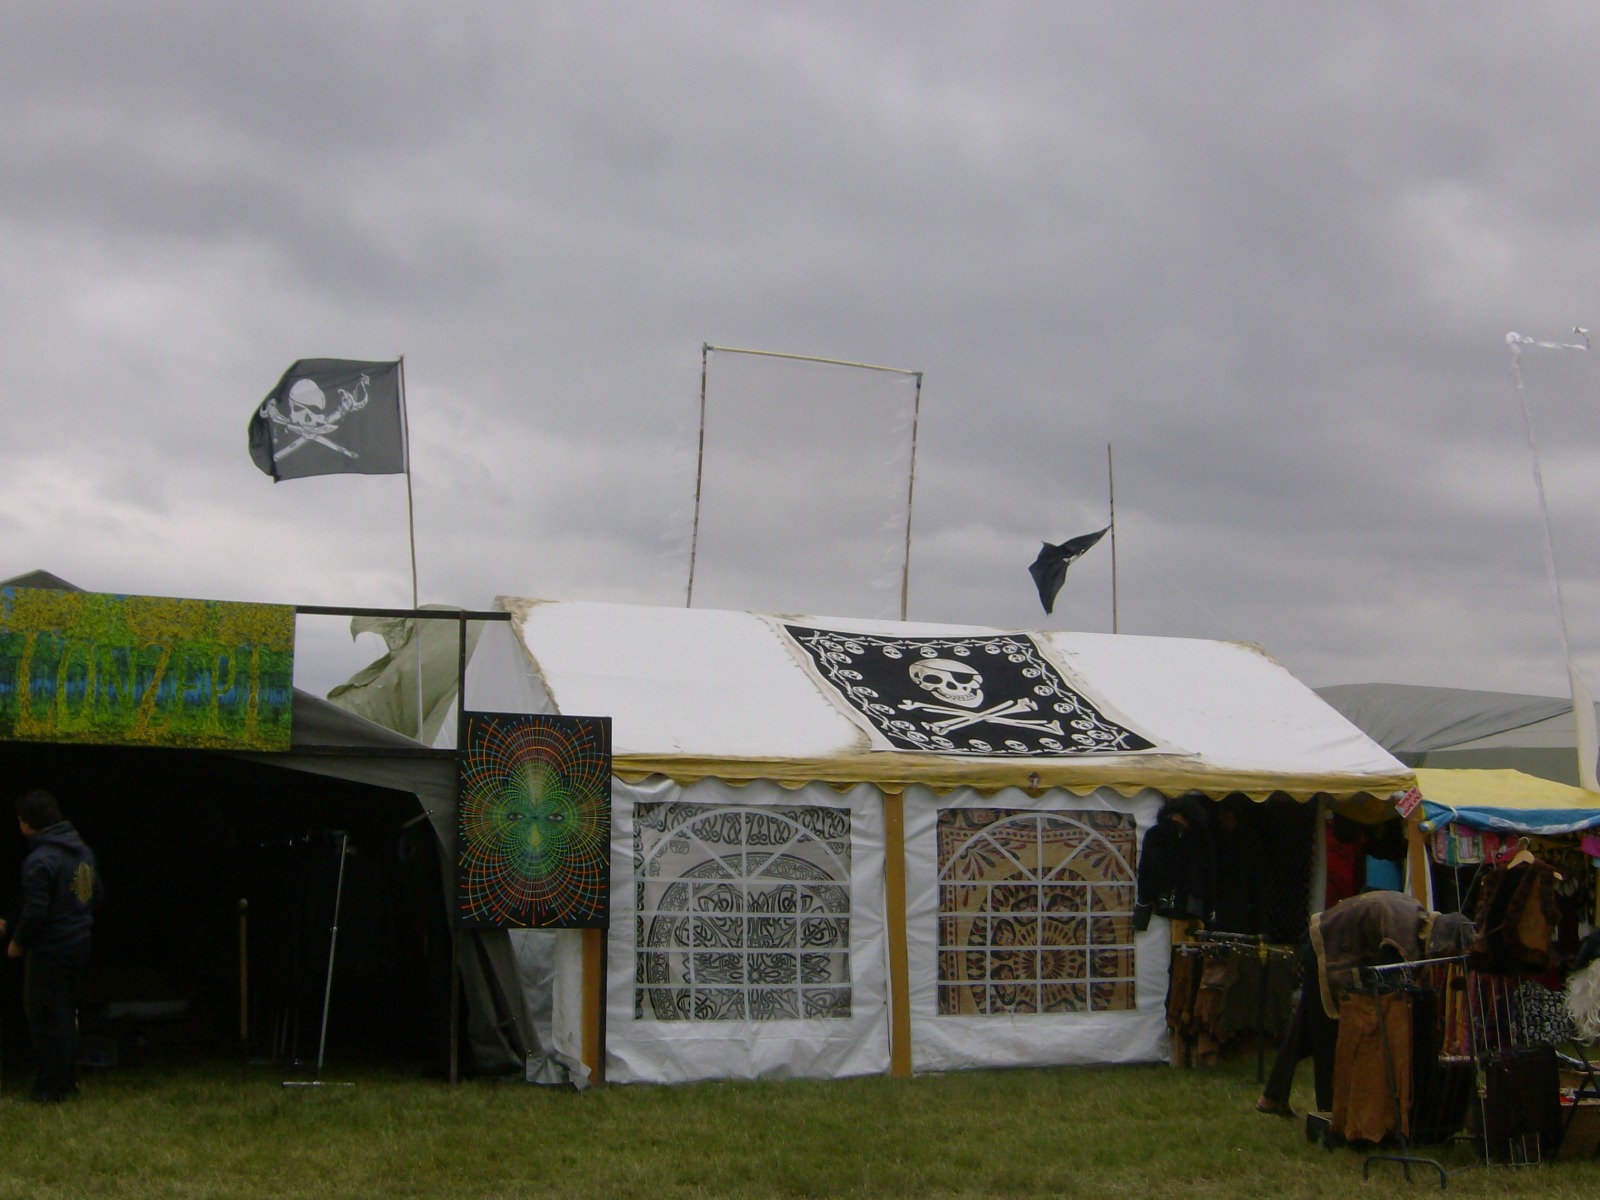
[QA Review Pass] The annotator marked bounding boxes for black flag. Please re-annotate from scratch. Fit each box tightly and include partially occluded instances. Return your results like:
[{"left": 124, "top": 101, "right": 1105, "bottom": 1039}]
[
  {"left": 1028, "top": 526, "right": 1109, "bottom": 615},
  {"left": 248, "top": 359, "right": 405, "bottom": 481}
]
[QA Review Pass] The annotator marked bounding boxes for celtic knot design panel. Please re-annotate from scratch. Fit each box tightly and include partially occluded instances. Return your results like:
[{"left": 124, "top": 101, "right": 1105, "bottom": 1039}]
[
  {"left": 634, "top": 802, "right": 853, "bottom": 1021},
  {"left": 936, "top": 808, "right": 1138, "bottom": 1015}
]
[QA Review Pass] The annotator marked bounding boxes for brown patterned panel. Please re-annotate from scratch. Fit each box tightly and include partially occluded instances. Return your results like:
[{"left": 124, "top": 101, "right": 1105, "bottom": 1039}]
[{"left": 936, "top": 808, "right": 1138, "bottom": 1016}]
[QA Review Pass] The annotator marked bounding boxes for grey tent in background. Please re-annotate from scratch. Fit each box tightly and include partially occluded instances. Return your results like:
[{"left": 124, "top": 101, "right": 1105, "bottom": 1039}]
[{"left": 1316, "top": 682, "right": 1595, "bottom": 787}]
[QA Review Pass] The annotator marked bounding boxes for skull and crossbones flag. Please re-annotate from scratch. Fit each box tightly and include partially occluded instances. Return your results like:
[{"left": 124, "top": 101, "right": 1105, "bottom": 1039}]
[
  {"left": 783, "top": 625, "right": 1156, "bottom": 757},
  {"left": 1028, "top": 526, "right": 1109, "bottom": 615},
  {"left": 248, "top": 359, "right": 405, "bottom": 481}
]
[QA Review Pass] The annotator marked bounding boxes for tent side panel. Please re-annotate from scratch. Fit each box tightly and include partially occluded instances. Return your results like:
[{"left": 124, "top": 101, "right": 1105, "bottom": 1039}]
[
  {"left": 904, "top": 784, "right": 1168, "bottom": 1073},
  {"left": 603, "top": 775, "right": 890, "bottom": 1084}
]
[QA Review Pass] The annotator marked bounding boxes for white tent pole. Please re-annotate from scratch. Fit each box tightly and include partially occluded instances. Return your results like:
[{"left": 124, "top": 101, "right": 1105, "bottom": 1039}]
[{"left": 1508, "top": 330, "right": 1599, "bottom": 790}]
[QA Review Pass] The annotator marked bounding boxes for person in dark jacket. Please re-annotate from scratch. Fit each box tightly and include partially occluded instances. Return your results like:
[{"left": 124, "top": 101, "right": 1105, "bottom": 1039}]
[{"left": 0, "top": 789, "right": 103, "bottom": 1103}]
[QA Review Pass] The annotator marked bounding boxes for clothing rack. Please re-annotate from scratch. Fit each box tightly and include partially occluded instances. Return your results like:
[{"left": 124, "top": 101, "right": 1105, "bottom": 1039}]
[
  {"left": 1355, "top": 955, "right": 1468, "bottom": 1187},
  {"left": 1166, "top": 935, "right": 1297, "bottom": 1077},
  {"left": 1357, "top": 952, "right": 1566, "bottom": 1187}
]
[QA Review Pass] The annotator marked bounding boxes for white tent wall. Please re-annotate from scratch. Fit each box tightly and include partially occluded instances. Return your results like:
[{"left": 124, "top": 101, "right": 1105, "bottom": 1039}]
[
  {"left": 903, "top": 784, "right": 1167, "bottom": 1073},
  {"left": 439, "top": 598, "right": 1411, "bottom": 1086},
  {"left": 599, "top": 775, "right": 890, "bottom": 1085}
]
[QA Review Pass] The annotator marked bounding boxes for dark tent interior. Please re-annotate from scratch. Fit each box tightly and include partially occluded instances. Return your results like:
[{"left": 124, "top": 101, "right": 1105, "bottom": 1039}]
[{"left": 0, "top": 731, "right": 455, "bottom": 1077}]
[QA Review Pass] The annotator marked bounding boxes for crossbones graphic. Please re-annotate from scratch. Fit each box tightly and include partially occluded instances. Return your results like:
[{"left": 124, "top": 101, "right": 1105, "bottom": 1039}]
[
  {"left": 257, "top": 374, "right": 373, "bottom": 462},
  {"left": 898, "top": 695, "right": 1064, "bottom": 737},
  {"left": 898, "top": 659, "right": 1062, "bottom": 736}
]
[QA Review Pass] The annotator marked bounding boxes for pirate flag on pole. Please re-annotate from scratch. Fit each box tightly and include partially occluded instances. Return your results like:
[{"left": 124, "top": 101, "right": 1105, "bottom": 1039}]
[
  {"left": 1028, "top": 526, "right": 1109, "bottom": 615},
  {"left": 249, "top": 359, "right": 405, "bottom": 481}
]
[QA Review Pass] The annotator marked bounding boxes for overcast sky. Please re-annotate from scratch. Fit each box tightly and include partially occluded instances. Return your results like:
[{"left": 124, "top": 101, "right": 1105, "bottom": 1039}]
[{"left": 5, "top": 2, "right": 1600, "bottom": 699}]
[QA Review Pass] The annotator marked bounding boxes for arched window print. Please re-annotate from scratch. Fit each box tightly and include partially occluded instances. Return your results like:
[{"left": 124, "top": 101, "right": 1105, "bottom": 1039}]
[
  {"left": 634, "top": 803, "right": 852, "bottom": 1021},
  {"left": 937, "top": 808, "right": 1138, "bottom": 1016}
]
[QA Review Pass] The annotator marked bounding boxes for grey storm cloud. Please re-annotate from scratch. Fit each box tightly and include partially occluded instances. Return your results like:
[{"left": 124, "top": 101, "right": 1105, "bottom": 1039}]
[{"left": 3, "top": 1, "right": 1600, "bottom": 696}]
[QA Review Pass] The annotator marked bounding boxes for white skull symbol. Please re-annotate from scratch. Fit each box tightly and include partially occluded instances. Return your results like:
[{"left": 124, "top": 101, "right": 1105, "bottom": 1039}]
[
  {"left": 287, "top": 378, "right": 328, "bottom": 426},
  {"left": 909, "top": 658, "right": 984, "bottom": 709}
]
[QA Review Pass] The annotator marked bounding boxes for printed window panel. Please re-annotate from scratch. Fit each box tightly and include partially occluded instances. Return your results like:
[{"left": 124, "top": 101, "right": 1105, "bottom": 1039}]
[
  {"left": 936, "top": 808, "right": 1138, "bottom": 1017},
  {"left": 634, "top": 801, "right": 853, "bottom": 1022}
]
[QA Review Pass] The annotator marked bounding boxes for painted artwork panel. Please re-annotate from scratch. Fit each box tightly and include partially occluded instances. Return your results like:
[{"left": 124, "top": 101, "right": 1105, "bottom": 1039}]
[
  {"left": 783, "top": 625, "right": 1155, "bottom": 756},
  {"left": 457, "top": 713, "right": 611, "bottom": 928},
  {"left": 936, "top": 808, "right": 1138, "bottom": 1016},
  {"left": 0, "top": 587, "right": 294, "bottom": 751},
  {"left": 634, "top": 801, "right": 853, "bottom": 1021}
]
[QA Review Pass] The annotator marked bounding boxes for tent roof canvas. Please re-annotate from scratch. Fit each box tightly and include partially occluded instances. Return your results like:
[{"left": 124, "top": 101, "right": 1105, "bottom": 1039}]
[
  {"left": 1414, "top": 766, "right": 1600, "bottom": 836},
  {"left": 470, "top": 597, "right": 1410, "bottom": 801}
]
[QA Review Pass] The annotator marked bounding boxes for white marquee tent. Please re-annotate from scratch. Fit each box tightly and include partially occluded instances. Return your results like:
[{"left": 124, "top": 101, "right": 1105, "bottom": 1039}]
[{"left": 440, "top": 598, "right": 1411, "bottom": 1085}]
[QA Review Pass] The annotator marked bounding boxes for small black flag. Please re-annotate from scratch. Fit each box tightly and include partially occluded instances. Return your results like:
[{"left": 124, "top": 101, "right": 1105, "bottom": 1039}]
[
  {"left": 1028, "top": 527, "right": 1109, "bottom": 615},
  {"left": 248, "top": 359, "right": 405, "bottom": 481}
]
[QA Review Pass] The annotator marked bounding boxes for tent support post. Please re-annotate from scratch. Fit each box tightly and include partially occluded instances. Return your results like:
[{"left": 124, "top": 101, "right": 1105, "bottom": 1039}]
[
  {"left": 582, "top": 928, "right": 606, "bottom": 1084},
  {"left": 1406, "top": 811, "right": 1430, "bottom": 906},
  {"left": 883, "top": 787, "right": 913, "bottom": 1078}
]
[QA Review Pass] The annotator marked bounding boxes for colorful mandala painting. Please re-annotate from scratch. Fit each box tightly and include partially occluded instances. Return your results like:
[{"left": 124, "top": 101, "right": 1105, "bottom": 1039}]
[{"left": 457, "top": 713, "right": 611, "bottom": 928}]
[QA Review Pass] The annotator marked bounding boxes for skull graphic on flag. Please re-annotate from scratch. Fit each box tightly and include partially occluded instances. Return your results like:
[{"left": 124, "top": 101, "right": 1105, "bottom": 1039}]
[{"left": 783, "top": 626, "right": 1156, "bottom": 757}]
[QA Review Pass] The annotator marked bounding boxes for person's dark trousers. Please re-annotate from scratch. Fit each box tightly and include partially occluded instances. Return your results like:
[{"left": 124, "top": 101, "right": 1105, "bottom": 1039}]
[
  {"left": 1261, "top": 940, "right": 1340, "bottom": 1112},
  {"left": 24, "top": 943, "right": 88, "bottom": 1102}
]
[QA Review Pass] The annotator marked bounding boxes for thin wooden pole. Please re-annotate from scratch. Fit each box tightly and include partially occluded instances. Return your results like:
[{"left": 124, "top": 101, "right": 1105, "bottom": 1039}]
[
  {"left": 1406, "top": 811, "right": 1430, "bottom": 906},
  {"left": 882, "top": 788, "right": 912, "bottom": 1077},
  {"left": 1108, "top": 443, "right": 1118, "bottom": 634},
  {"left": 449, "top": 611, "right": 469, "bottom": 1087},
  {"left": 582, "top": 928, "right": 606, "bottom": 1084},
  {"left": 702, "top": 345, "right": 919, "bottom": 376},
  {"left": 398, "top": 355, "right": 424, "bottom": 742},
  {"left": 900, "top": 373, "right": 923, "bottom": 621},
  {"left": 692, "top": 344, "right": 921, "bottom": 615},
  {"left": 686, "top": 344, "right": 709, "bottom": 608}
]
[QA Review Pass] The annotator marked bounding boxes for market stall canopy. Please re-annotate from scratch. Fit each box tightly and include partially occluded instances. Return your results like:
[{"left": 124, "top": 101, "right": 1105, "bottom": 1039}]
[
  {"left": 1414, "top": 767, "right": 1600, "bottom": 836},
  {"left": 473, "top": 598, "right": 1411, "bottom": 802}
]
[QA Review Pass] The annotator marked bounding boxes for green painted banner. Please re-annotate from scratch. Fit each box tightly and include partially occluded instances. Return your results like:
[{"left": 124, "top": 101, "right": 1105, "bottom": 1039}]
[{"left": 0, "top": 588, "right": 295, "bottom": 751}]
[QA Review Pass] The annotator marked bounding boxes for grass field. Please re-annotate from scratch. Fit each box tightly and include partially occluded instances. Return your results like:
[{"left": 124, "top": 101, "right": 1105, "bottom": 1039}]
[{"left": 4, "top": 1050, "right": 1599, "bottom": 1199}]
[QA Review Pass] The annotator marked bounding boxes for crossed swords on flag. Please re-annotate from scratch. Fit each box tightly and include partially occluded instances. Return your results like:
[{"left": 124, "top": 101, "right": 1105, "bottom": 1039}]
[{"left": 258, "top": 374, "right": 373, "bottom": 462}]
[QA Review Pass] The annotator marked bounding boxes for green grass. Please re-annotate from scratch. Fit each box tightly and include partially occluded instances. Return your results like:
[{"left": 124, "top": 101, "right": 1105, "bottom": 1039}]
[{"left": 2, "top": 1052, "right": 1598, "bottom": 1198}]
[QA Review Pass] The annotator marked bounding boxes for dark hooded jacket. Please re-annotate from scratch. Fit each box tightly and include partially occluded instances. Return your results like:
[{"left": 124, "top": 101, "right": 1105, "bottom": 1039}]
[
  {"left": 13, "top": 821, "right": 102, "bottom": 955},
  {"left": 1133, "top": 795, "right": 1216, "bottom": 931}
]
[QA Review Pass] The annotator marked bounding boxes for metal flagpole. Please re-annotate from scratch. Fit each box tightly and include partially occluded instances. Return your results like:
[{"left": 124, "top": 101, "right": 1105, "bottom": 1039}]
[
  {"left": 1108, "top": 443, "right": 1118, "bottom": 634},
  {"left": 1508, "top": 330, "right": 1599, "bottom": 790},
  {"left": 398, "top": 356, "right": 424, "bottom": 743}
]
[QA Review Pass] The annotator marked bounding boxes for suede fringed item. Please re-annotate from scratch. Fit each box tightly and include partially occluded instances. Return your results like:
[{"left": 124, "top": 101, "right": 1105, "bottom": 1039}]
[
  {"left": 1466, "top": 859, "right": 1562, "bottom": 976},
  {"left": 1332, "top": 992, "right": 1413, "bottom": 1143}
]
